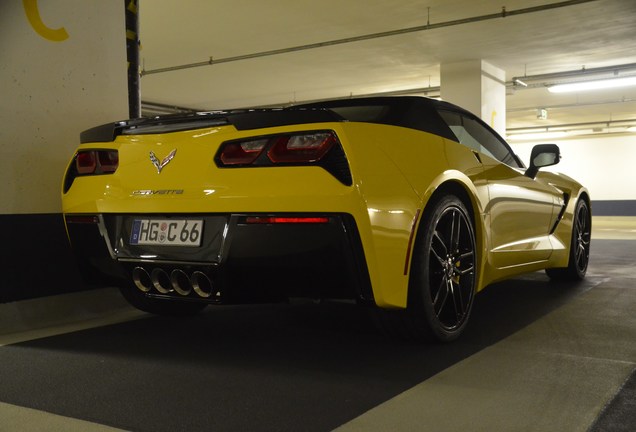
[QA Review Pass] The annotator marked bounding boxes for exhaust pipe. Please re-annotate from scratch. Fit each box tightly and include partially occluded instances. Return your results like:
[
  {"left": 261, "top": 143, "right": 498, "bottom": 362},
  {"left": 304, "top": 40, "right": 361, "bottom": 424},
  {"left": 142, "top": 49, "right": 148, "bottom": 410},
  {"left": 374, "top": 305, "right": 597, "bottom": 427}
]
[
  {"left": 132, "top": 267, "right": 217, "bottom": 299},
  {"left": 170, "top": 269, "right": 192, "bottom": 296},
  {"left": 191, "top": 271, "right": 214, "bottom": 299},
  {"left": 150, "top": 268, "right": 172, "bottom": 294},
  {"left": 132, "top": 267, "right": 152, "bottom": 292}
]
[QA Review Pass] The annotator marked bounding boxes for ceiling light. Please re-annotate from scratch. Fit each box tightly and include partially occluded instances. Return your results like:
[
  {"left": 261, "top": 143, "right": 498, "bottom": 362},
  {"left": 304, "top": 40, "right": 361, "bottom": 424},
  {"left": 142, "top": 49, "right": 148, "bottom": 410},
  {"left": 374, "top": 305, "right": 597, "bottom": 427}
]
[
  {"left": 627, "top": 126, "right": 636, "bottom": 133},
  {"left": 548, "top": 76, "right": 636, "bottom": 93},
  {"left": 513, "top": 78, "right": 528, "bottom": 87}
]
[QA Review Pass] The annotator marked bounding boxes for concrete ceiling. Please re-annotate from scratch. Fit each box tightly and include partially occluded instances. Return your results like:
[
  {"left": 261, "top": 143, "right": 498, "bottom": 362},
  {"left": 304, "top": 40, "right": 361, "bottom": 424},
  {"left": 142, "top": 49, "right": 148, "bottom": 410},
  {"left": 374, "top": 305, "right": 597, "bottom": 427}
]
[{"left": 138, "top": 0, "right": 636, "bottom": 133}]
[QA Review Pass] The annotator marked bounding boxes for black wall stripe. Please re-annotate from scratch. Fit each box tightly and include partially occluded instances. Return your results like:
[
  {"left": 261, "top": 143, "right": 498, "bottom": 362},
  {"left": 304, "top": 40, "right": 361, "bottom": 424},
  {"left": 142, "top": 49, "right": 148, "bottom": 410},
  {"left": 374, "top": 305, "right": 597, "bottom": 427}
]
[
  {"left": 591, "top": 200, "right": 636, "bottom": 216},
  {"left": 0, "top": 214, "right": 88, "bottom": 303}
]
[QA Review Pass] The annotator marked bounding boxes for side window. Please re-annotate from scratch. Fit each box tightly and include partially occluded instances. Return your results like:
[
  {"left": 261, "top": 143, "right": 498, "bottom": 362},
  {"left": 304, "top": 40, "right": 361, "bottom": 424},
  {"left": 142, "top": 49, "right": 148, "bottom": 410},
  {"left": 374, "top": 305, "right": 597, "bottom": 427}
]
[
  {"left": 438, "top": 110, "right": 522, "bottom": 168},
  {"left": 437, "top": 111, "right": 482, "bottom": 152}
]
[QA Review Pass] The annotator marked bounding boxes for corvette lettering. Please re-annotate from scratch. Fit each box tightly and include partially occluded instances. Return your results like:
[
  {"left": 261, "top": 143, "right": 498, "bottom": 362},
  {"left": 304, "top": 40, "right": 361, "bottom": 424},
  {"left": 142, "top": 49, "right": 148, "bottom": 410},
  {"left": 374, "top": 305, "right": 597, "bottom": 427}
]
[{"left": 132, "top": 189, "right": 184, "bottom": 196}]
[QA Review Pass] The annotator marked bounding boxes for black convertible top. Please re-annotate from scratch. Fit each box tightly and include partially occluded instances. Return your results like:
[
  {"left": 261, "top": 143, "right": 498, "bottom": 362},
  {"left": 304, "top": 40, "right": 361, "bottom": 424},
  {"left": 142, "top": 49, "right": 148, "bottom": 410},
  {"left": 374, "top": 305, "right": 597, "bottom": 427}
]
[
  {"left": 80, "top": 96, "right": 466, "bottom": 144},
  {"left": 295, "top": 96, "right": 460, "bottom": 141}
]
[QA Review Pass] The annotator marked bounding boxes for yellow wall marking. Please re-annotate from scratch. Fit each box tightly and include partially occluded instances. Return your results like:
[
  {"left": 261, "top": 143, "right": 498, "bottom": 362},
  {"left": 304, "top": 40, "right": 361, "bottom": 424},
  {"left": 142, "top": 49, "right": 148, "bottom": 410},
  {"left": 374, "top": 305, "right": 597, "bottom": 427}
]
[
  {"left": 127, "top": 0, "right": 138, "bottom": 14},
  {"left": 490, "top": 110, "right": 497, "bottom": 128},
  {"left": 23, "top": 0, "right": 69, "bottom": 42}
]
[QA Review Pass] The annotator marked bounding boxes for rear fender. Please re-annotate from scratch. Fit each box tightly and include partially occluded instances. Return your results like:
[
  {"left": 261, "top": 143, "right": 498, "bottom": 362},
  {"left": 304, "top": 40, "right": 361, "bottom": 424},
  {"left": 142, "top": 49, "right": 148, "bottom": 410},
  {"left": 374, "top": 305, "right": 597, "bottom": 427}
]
[{"left": 416, "top": 171, "right": 490, "bottom": 293}]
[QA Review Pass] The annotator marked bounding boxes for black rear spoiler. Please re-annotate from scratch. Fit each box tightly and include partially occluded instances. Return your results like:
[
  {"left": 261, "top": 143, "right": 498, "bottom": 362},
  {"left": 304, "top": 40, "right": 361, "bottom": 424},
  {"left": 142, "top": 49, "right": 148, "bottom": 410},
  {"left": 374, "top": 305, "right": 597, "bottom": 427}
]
[{"left": 80, "top": 108, "right": 344, "bottom": 143}]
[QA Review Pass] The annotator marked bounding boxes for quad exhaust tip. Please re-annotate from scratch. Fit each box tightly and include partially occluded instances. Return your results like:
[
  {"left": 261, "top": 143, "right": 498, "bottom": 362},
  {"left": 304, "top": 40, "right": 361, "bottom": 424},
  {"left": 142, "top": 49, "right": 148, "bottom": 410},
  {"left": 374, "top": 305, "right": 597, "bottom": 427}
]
[
  {"left": 171, "top": 269, "right": 191, "bottom": 296},
  {"left": 132, "top": 266, "right": 215, "bottom": 299},
  {"left": 132, "top": 267, "right": 152, "bottom": 293}
]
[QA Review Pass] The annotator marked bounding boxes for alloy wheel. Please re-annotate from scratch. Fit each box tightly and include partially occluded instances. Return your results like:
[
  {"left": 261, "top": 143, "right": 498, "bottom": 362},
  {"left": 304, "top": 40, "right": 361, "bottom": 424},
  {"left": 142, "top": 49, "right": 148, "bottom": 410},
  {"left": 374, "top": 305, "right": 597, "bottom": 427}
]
[
  {"left": 428, "top": 206, "right": 476, "bottom": 331},
  {"left": 574, "top": 201, "right": 591, "bottom": 274}
]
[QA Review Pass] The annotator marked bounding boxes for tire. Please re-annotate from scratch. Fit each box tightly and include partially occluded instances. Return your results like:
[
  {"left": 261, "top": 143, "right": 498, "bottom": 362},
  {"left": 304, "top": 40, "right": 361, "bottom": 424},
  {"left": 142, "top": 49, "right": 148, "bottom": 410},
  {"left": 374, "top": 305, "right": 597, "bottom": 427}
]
[
  {"left": 375, "top": 195, "right": 477, "bottom": 342},
  {"left": 546, "top": 198, "right": 591, "bottom": 281},
  {"left": 119, "top": 284, "right": 208, "bottom": 316}
]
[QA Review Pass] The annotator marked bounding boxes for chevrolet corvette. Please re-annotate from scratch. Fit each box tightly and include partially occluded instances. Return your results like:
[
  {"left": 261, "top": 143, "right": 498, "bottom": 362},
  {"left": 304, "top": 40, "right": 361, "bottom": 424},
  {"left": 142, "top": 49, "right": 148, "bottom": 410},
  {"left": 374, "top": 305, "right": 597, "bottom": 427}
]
[{"left": 62, "top": 96, "right": 591, "bottom": 341}]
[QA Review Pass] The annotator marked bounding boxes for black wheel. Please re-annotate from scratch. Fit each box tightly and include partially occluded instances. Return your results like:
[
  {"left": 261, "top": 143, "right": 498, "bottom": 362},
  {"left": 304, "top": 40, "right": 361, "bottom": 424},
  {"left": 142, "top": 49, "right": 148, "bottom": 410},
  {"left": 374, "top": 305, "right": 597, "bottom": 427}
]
[
  {"left": 119, "top": 284, "right": 208, "bottom": 316},
  {"left": 375, "top": 195, "right": 477, "bottom": 342},
  {"left": 546, "top": 199, "right": 591, "bottom": 281}
]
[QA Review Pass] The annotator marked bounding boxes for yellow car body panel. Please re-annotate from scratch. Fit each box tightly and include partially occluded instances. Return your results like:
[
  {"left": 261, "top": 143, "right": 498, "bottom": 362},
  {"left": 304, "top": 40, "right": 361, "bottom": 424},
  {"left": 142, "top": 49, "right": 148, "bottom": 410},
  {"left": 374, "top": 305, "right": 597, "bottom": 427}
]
[
  {"left": 62, "top": 120, "right": 588, "bottom": 307},
  {"left": 64, "top": 122, "right": 446, "bottom": 308}
]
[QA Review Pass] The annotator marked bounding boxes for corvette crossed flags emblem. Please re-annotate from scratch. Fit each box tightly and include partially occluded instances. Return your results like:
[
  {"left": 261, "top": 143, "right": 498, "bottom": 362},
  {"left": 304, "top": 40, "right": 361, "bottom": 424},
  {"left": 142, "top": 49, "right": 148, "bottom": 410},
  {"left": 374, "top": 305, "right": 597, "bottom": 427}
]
[{"left": 149, "top": 149, "right": 176, "bottom": 174}]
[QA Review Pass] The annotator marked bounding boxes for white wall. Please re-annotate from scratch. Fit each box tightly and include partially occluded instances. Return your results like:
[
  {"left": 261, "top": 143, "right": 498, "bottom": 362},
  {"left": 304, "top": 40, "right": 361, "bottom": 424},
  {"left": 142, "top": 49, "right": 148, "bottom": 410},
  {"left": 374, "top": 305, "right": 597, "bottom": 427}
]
[
  {"left": 510, "top": 133, "right": 636, "bottom": 201},
  {"left": 0, "top": 0, "right": 128, "bottom": 214}
]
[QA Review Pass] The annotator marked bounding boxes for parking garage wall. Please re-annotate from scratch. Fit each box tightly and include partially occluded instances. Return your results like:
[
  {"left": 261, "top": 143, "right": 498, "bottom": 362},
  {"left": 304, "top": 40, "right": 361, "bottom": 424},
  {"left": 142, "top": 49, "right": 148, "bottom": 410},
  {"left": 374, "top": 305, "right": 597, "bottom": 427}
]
[
  {"left": 511, "top": 134, "right": 636, "bottom": 216},
  {"left": 0, "top": 1, "right": 128, "bottom": 301}
]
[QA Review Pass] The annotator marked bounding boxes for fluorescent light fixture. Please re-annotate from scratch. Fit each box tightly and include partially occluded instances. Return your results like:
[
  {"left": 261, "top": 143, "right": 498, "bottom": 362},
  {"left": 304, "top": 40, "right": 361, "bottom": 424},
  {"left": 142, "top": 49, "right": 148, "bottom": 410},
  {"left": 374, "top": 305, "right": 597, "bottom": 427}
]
[
  {"left": 507, "top": 131, "right": 567, "bottom": 141},
  {"left": 628, "top": 126, "right": 636, "bottom": 133},
  {"left": 548, "top": 76, "right": 636, "bottom": 93},
  {"left": 513, "top": 78, "right": 528, "bottom": 87}
]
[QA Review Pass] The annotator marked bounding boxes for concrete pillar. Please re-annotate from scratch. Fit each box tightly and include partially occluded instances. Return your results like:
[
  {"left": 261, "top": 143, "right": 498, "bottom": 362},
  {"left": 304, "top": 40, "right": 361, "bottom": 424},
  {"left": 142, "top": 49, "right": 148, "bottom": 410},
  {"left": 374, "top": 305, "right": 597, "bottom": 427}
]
[
  {"left": 0, "top": 0, "right": 128, "bottom": 301},
  {"left": 440, "top": 60, "right": 507, "bottom": 137}
]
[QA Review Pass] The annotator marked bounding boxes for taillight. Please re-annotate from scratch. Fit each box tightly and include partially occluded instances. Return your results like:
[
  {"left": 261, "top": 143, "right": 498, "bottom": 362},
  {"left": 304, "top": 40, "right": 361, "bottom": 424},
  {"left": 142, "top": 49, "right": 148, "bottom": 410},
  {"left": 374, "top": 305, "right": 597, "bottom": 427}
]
[
  {"left": 64, "top": 149, "right": 119, "bottom": 193},
  {"left": 75, "top": 150, "right": 119, "bottom": 175},
  {"left": 76, "top": 151, "right": 97, "bottom": 174},
  {"left": 267, "top": 133, "right": 335, "bottom": 163},
  {"left": 214, "top": 130, "right": 352, "bottom": 186},
  {"left": 216, "top": 131, "right": 338, "bottom": 166},
  {"left": 98, "top": 150, "right": 119, "bottom": 173},
  {"left": 219, "top": 139, "right": 267, "bottom": 165},
  {"left": 244, "top": 216, "right": 330, "bottom": 224}
]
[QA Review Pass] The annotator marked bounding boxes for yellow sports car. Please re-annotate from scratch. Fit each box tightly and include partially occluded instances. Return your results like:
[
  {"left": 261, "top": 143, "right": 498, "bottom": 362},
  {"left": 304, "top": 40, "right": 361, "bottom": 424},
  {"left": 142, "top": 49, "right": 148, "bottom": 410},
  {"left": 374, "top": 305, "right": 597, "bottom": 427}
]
[{"left": 62, "top": 96, "right": 591, "bottom": 342}]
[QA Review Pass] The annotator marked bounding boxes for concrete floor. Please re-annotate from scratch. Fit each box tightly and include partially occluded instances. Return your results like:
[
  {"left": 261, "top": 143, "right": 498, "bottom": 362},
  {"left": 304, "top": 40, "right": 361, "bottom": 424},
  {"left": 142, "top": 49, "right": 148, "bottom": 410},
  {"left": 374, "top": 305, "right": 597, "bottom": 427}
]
[
  {"left": 335, "top": 274, "right": 636, "bottom": 431},
  {"left": 592, "top": 216, "right": 636, "bottom": 240},
  {"left": 0, "top": 216, "right": 634, "bottom": 431}
]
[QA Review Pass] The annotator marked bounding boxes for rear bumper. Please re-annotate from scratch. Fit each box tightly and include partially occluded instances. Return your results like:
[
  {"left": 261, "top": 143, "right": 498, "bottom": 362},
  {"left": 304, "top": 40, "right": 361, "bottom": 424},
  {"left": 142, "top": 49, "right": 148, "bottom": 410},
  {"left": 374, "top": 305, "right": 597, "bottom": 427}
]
[{"left": 65, "top": 213, "right": 373, "bottom": 305}]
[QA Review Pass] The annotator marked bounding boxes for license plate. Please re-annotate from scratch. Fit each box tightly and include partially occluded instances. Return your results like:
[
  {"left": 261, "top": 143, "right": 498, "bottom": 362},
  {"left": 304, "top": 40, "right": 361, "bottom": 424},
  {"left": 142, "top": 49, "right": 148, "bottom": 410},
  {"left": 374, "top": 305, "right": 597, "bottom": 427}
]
[{"left": 130, "top": 219, "right": 204, "bottom": 246}]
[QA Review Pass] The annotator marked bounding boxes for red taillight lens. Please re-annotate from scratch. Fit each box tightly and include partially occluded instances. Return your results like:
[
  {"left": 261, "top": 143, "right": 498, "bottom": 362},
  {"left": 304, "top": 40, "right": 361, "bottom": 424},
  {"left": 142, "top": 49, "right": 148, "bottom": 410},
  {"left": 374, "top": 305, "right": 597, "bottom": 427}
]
[
  {"left": 219, "top": 139, "right": 267, "bottom": 165},
  {"left": 75, "top": 150, "right": 118, "bottom": 175},
  {"left": 214, "top": 130, "right": 352, "bottom": 186},
  {"left": 76, "top": 151, "right": 97, "bottom": 174},
  {"left": 216, "top": 131, "right": 338, "bottom": 166},
  {"left": 267, "top": 132, "right": 335, "bottom": 163},
  {"left": 98, "top": 150, "right": 119, "bottom": 173},
  {"left": 244, "top": 216, "right": 330, "bottom": 224}
]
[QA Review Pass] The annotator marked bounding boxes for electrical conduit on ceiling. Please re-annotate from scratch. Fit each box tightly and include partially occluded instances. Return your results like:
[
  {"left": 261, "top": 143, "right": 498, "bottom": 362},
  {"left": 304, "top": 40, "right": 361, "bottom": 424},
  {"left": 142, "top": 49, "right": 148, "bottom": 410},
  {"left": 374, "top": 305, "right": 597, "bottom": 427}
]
[{"left": 141, "top": 0, "right": 598, "bottom": 76}]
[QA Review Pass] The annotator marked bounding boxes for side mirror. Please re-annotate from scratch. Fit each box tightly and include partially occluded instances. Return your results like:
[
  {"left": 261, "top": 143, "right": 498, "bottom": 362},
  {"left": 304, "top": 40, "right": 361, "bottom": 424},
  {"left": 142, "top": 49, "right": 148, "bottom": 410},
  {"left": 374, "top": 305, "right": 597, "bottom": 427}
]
[{"left": 525, "top": 144, "right": 560, "bottom": 178}]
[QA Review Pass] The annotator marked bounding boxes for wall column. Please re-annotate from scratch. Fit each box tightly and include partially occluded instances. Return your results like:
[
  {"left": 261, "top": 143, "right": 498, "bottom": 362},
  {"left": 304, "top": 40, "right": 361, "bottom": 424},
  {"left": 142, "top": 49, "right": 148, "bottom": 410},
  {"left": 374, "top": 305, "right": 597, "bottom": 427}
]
[
  {"left": 0, "top": 0, "right": 128, "bottom": 301},
  {"left": 440, "top": 60, "right": 507, "bottom": 137}
]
